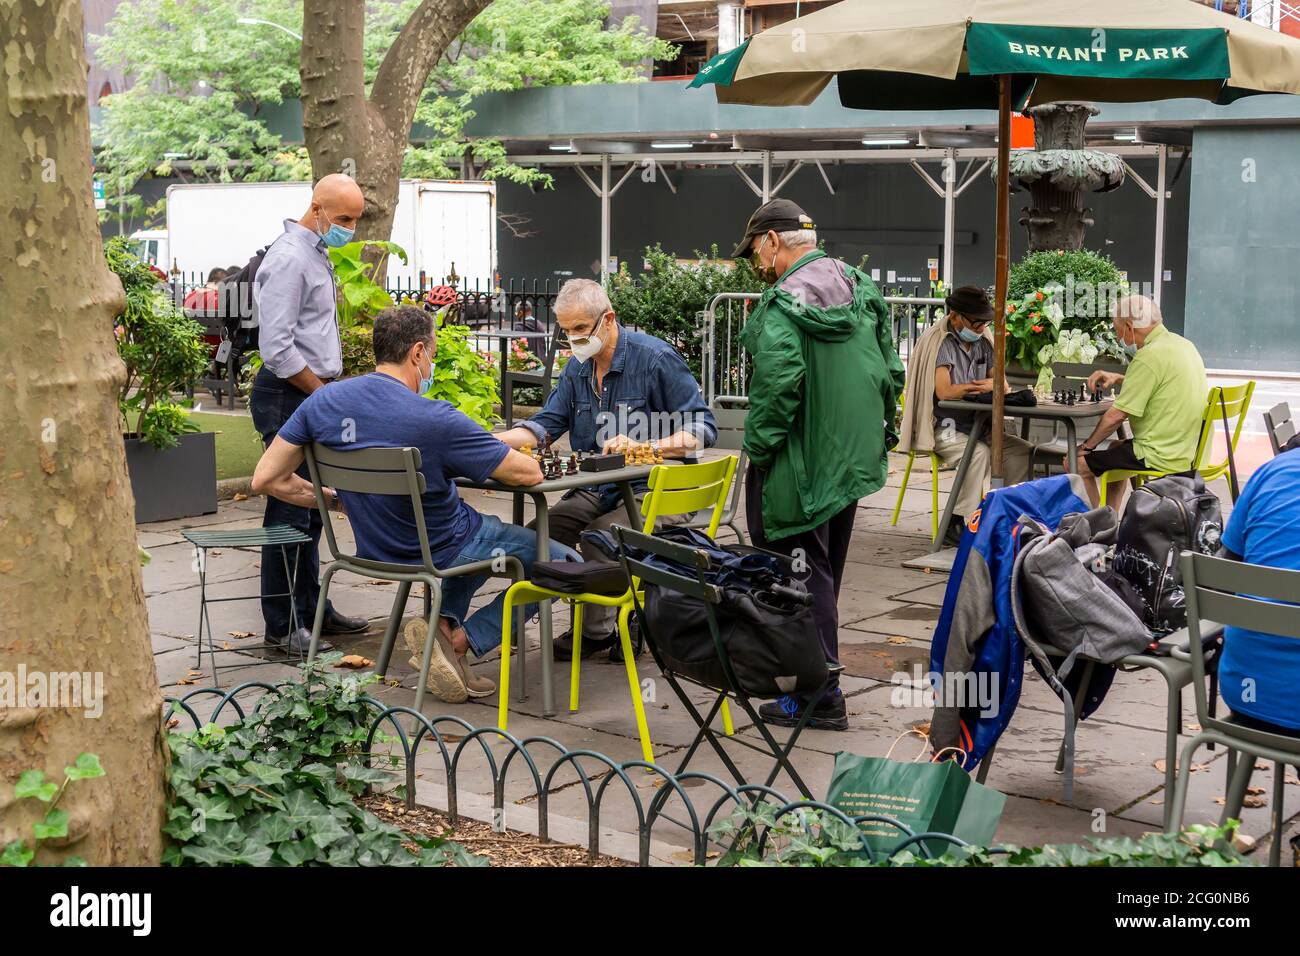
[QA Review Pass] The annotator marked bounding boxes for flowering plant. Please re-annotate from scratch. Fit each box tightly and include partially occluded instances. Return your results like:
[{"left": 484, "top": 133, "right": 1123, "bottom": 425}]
[
  {"left": 1034, "top": 329, "right": 1108, "bottom": 392},
  {"left": 1003, "top": 287, "right": 1064, "bottom": 373}
]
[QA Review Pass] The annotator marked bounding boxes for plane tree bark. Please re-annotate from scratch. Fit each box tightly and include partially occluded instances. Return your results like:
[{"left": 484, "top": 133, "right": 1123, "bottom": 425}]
[
  {"left": 300, "top": 0, "right": 495, "bottom": 250},
  {"left": 0, "top": 0, "right": 167, "bottom": 864}
]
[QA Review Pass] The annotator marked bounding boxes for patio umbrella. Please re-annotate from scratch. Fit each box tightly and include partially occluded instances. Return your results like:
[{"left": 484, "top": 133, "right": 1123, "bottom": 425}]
[{"left": 689, "top": 0, "right": 1300, "bottom": 476}]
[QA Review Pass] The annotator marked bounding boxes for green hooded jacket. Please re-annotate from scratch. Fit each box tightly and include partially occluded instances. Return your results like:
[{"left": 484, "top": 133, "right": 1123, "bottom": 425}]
[{"left": 740, "top": 250, "right": 905, "bottom": 540}]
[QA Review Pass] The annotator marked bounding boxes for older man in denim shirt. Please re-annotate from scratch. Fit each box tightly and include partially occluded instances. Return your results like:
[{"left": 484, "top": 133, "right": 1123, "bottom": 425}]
[{"left": 497, "top": 278, "right": 716, "bottom": 661}]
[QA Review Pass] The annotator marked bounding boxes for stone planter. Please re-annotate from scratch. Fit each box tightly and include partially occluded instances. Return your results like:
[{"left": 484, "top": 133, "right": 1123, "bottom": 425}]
[{"left": 124, "top": 431, "right": 218, "bottom": 524}]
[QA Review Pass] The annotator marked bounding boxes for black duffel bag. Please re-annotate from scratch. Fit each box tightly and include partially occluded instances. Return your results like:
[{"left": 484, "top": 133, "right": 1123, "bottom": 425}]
[{"left": 641, "top": 576, "right": 828, "bottom": 699}]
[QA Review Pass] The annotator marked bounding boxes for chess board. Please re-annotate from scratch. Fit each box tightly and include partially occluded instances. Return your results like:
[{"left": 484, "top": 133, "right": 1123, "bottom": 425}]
[{"left": 518, "top": 443, "right": 663, "bottom": 479}]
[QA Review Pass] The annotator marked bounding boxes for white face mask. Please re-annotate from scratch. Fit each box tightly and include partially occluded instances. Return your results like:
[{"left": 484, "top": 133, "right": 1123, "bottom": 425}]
[{"left": 568, "top": 315, "right": 609, "bottom": 364}]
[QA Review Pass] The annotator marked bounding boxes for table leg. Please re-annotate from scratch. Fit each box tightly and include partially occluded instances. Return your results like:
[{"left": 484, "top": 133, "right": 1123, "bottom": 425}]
[
  {"left": 616, "top": 481, "right": 642, "bottom": 530},
  {"left": 512, "top": 491, "right": 524, "bottom": 526},
  {"left": 931, "top": 414, "right": 986, "bottom": 553},
  {"left": 530, "top": 492, "right": 555, "bottom": 716},
  {"left": 499, "top": 337, "right": 513, "bottom": 428},
  {"left": 1065, "top": 420, "right": 1078, "bottom": 474}
]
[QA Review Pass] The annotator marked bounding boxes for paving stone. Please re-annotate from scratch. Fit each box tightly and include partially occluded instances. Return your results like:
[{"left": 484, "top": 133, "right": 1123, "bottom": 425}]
[{"left": 140, "top": 496, "right": 1277, "bottom": 853}]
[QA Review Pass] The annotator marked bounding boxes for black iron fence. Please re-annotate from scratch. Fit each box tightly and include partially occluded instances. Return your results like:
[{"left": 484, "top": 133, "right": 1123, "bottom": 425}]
[{"left": 166, "top": 681, "right": 976, "bottom": 868}]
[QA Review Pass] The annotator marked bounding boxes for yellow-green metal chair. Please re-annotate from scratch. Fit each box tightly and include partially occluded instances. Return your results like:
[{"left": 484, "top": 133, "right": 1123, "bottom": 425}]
[
  {"left": 497, "top": 456, "right": 739, "bottom": 762},
  {"left": 1098, "top": 382, "right": 1254, "bottom": 507},
  {"left": 891, "top": 449, "right": 942, "bottom": 541},
  {"left": 890, "top": 392, "right": 942, "bottom": 540}
]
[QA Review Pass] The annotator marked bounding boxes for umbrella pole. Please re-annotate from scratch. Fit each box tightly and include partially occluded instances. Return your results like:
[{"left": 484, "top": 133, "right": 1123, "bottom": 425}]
[{"left": 991, "top": 74, "right": 1011, "bottom": 482}]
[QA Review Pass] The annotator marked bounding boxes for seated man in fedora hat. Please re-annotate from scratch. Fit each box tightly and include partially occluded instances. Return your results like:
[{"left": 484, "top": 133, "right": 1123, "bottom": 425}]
[{"left": 898, "top": 285, "right": 1033, "bottom": 547}]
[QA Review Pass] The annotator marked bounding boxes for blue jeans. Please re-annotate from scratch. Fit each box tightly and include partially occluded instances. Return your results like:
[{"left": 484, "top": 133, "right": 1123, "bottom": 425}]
[
  {"left": 249, "top": 368, "right": 335, "bottom": 636},
  {"left": 438, "top": 514, "right": 580, "bottom": 657}
]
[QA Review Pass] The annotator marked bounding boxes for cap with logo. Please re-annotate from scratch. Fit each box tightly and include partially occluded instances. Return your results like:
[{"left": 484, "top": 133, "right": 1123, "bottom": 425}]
[{"left": 731, "top": 199, "right": 817, "bottom": 259}]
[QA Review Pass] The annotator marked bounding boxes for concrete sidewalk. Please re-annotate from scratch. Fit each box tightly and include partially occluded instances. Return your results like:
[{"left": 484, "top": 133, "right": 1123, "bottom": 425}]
[{"left": 140, "top": 454, "right": 1295, "bottom": 864}]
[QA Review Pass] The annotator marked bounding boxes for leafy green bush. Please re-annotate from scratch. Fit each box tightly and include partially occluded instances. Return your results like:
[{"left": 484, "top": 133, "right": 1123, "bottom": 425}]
[
  {"left": 708, "top": 804, "right": 1248, "bottom": 867},
  {"left": 1007, "top": 249, "right": 1126, "bottom": 335},
  {"left": 606, "top": 243, "right": 765, "bottom": 376},
  {"left": 163, "top": 656, "right": 483, "bottom": 867},
  {"left": 1004, "top": 249, "right": 1127, "bottom": 374},
  {"left": 106, "top": 237, "right": 209, "bottom": 449},
  {"left": 2, "top": 754, "right": 105, "bottom": 867},
  {"left": 422, "top": 310, "right": 501, "bottom": 428}
]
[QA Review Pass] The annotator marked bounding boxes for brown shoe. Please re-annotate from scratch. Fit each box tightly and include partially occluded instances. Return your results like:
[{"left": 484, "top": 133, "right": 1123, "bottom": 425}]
[{"left": 402, "top": 619, "right": 467, "bottom": 703}]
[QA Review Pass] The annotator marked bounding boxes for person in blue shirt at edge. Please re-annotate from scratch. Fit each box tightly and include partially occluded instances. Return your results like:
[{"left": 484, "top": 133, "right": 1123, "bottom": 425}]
[
  {"left": 1214, "top": 445, "right": 1300, "bottom": 737},
  {"left": 495, "top": 278, "right": 718, "bottom": 663},
  {"left": 252, "top": 305, "right": 581, "bottom": 705}
]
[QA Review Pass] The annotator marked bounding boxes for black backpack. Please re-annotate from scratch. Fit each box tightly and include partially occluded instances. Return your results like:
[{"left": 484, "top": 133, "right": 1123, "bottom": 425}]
[
  {"left": 213, "top": 242, "right": 275, "bottom": 349},
  {"left": 1113, "top": 474, "right": 1224, "bottom": 634}
]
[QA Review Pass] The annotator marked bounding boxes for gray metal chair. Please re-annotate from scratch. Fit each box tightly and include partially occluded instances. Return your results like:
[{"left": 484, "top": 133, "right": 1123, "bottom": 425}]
[
  {"left": 1263, "top": 401, "right": 1295, "bottom": 455},
  {"left": 683, "top": 449, "right": 748, "bottom": 544},
  {"left": 977, "top": 637, "right": 1219, "bottom": 828},
  {"left": 303, "top": 443, "right": 524, "bottom": 715},
  {"left": 1168, "top": 552, "right": 1300, "bottom": 865},
  {"left": 501, "top": 325, "right": 561, "bottom": 426},
  {"left": 683, "top": 396, "right": 749, "bottom": 543}
]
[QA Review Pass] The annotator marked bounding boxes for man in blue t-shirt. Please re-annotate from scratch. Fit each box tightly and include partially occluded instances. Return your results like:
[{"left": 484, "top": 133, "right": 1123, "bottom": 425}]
[
  {"left": 1217, "top": 447, "right": 1300, "bottom": 733},
  {"left": 252, "top": 305, "right": 579, "bottom": 705}
]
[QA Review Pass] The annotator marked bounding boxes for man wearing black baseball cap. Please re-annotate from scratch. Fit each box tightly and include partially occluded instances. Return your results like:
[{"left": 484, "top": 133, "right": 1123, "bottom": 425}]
[
  {"left": 897, "top": 285, "right": 1033, "bottom": 546},
  {"left": 735, "top": 198, "right": 905, "bottom": 732}
]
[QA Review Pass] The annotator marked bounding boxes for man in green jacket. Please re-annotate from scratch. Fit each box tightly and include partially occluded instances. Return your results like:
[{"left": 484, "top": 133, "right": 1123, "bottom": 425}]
[{"left": 735, "top": 199, "right": 905, "bottom": 731}]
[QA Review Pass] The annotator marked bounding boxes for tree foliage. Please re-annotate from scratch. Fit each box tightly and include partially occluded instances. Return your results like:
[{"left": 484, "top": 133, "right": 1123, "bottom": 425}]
[
  {"left": 92, "top": 0, "right": 306, "bottom": 222},
  {"left": 403, "top": 0, "right": 675, "bottom": 185},
  {"left": 92, "top": 0, "right": 673, "bottom": 224}
]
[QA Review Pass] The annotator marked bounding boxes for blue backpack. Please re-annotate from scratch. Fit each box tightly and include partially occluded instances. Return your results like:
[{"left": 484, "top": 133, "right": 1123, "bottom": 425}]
[{"left": 928, "top": 475, "right": 1092, "bottom": 770}]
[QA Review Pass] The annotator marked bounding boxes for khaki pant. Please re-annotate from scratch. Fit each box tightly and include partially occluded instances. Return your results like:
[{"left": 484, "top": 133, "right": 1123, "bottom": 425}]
[{"left": 932, "top": 427, "right": 1035, "bottom": 519}]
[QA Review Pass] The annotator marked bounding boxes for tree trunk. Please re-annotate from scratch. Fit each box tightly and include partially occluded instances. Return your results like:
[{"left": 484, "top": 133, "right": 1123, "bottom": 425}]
[
  {"left": 299, "top": 0, "right": 494, "bottom": 253},
  {"left": 0, "top": 0, "right": 167, "bottom": 865}
]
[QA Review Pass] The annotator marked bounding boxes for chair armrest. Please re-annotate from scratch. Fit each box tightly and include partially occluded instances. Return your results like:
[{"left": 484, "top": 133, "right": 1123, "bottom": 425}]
[
  {"left": 1166, "top": 621, "right": 1225, "bottom": 662},
  {"left": 437, "top": 556, "right": 524, "bottom": 581}
]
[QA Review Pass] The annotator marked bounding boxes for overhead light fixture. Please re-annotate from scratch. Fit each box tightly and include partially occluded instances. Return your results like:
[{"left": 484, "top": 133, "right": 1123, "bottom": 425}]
[
  {"left": 1113, "top": 130, "right": 1138, "bottom": 142},
  {"left": 862, "top": 136, "right": 910, "bottom": 146},
  {"left": 549, "top": 142, "right": 575, "bottom": 152},
  {"left": 651, "top": 141, "right": 692, "bottom": 149}
]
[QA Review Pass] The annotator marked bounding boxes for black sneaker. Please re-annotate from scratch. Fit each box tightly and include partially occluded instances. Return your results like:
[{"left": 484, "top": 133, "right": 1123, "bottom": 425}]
[
  {"left": 552, "top": 629, "right": 616, "bottom": 661},
  {"left": 758, "top": 690, "right": 848, "bottom": 731},
  {"left": 942, "top": 513, "right": 967, "bottom": 548}
]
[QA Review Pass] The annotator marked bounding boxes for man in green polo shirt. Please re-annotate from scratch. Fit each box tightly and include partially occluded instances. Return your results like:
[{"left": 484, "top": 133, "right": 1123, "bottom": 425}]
[{"left": 1073, "top": 294, "right": 1207, "bottom": 506}]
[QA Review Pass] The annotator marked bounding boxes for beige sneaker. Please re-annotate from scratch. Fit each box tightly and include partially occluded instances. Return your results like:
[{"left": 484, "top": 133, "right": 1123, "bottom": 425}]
[
  {"left": 402, "top": 619, "right": 467, "bottom": 703},
  {"left": 408, "top": 654, "right": 495, "bottom": 699}
]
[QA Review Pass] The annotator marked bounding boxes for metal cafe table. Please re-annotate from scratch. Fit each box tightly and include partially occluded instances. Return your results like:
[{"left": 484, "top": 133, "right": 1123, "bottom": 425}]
[
  {"left": 455, "top": 463, "right": 655, "bottom": 716},
  {"left": 931, "top": 396, "right": 1114, "bottom": 554}
]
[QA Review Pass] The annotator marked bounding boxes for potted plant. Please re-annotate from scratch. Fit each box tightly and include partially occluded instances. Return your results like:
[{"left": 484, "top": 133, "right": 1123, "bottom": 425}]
[
  {"left": 108, "top": 238, "right": 216, "bottom": 523},
  {"left": 1003, "top": 248, "right": 1129, "bottom": 382}
]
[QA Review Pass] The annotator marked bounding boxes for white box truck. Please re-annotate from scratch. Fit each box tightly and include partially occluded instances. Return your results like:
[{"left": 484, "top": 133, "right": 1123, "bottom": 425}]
[{"left": 133, "top": 179, "right": 497, "bottom": 289}]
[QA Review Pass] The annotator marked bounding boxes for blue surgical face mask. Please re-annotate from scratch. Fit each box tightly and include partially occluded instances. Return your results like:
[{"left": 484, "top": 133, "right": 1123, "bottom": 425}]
[
  {"left": 958, "top": 326, "right": 984, "bottom": 343},
  {"left": 417, "top": 348, "right": 434, "bottom": 395},
  {"left": 1119, "top": 327, "right": 1138, "bottom": 357},
  {"left": 317, "top": 210, "right": 355, "bottom": 248}
]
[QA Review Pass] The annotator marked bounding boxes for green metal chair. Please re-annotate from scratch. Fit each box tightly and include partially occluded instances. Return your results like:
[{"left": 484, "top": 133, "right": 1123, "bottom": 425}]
[
  {"left": 1098, "top": 382, "right": 1254, "bottom": 506},
  {"left": 302, "top": 443, "right": 524, "bottom": 716},
  {"left": 1168, "top": 552, "right": 1300, "bottom": 865}
]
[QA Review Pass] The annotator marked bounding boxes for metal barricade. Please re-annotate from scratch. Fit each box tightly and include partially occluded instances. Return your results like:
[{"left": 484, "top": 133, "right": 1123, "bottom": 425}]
[{"left": 702, "top": 292, "right": 946, "bottom": 405}]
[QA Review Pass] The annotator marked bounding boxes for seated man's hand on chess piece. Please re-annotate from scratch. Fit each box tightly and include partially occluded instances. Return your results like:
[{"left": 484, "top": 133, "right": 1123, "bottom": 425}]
[
  {"left": 1087, "top": 370, "right": 1122, "bottom": 394},
  {"left": 602, "top": 434, "right": 632, "bottom": 455}
]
